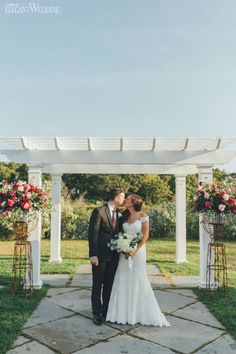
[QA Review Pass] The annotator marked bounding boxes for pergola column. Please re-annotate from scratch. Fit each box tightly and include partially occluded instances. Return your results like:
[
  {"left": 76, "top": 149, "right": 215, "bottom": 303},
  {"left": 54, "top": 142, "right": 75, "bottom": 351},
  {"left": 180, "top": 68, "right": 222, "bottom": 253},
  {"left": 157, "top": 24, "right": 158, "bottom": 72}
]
[
  {"left": 28, "top": 164, "right": 43, "bottom": 289},
  {"left": 198, "top": 165, "right": 213, "bottom": 288},
  {"left": 49, "top": 174, "right": 62, "bottom": 263},
  {"left": 175, "top": 174, "right": 187, "bottom": 263}
]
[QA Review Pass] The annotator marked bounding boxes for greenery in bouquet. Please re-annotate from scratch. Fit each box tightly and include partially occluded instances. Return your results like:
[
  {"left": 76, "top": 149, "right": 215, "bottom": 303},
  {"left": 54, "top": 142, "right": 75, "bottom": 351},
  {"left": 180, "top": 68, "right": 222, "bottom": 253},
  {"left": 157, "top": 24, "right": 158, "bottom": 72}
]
[
  {"left": 107, "top": 232, "right": 142, "bottom": 254},
  {"left": 0, "top": 179, "right": 52, "bottom": 230},
  {"left": 193, "top": 181, "right": 236, "bottom": 214}
]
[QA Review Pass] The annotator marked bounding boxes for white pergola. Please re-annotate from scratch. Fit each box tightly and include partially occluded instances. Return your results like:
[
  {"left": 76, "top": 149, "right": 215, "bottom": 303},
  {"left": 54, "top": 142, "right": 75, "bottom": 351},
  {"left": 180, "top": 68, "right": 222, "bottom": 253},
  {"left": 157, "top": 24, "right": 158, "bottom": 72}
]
[{"left": 1, "top": 136, "right": 236, "bottom": 289}]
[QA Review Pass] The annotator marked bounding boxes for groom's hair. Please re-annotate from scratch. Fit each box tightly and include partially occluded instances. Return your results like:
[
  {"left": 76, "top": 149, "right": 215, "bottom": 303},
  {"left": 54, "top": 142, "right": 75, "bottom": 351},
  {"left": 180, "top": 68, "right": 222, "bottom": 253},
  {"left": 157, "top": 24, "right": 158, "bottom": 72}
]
[{"left": 109, "top": 187, "right": 124, "bottom": 201}]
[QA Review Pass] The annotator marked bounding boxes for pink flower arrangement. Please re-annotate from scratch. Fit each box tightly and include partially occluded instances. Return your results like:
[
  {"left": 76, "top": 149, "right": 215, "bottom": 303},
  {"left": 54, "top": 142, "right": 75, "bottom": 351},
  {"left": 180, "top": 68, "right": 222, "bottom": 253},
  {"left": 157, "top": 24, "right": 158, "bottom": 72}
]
[
  {"left": 0, "top": 180, "right": 51, "bottom": 227},
  {"left": 193, "top": 181, "right": 236, "bottom": 214}
]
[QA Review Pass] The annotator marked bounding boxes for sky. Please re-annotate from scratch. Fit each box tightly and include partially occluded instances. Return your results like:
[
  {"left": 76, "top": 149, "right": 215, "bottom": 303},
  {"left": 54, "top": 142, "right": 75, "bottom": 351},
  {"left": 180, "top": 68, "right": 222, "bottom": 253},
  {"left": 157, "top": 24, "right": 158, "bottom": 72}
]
[{"left": 0, "top": 0, "right": 236, "bottom": 170}]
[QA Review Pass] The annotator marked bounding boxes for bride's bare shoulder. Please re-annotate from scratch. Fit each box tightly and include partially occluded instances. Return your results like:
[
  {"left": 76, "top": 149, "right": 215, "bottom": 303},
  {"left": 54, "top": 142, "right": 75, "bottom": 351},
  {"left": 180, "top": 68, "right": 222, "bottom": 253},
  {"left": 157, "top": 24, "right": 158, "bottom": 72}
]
[{"left": 140, "top": 211, "right": 148, "bottom": 217}]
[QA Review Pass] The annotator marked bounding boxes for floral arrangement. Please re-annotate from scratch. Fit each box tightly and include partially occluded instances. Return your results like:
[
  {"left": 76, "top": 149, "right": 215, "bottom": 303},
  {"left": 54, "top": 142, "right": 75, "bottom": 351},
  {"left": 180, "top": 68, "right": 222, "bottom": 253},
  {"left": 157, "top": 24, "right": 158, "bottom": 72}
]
[
  {"left": 0, "top": 180, "right": 51, "bottom": 229},
  {"left": 193, "top": 181, "right": 236, "bottom": 214},
  {"left": 107, "top": 232, "right": 142, "bottom": 254}
]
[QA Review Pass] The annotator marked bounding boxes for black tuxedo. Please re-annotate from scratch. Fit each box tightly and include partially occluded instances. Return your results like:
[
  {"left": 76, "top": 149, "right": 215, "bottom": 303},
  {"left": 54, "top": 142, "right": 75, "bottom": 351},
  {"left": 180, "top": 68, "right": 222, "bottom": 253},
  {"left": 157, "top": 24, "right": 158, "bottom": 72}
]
[{"left": 88, "top": 203, "right": 121, "bottom": 317}]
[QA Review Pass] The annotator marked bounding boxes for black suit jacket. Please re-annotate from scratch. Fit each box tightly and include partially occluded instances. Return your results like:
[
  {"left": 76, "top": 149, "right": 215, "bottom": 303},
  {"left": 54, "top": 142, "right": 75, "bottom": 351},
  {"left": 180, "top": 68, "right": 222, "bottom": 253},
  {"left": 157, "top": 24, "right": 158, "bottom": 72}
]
[{"left": 88, "top": 204, "right": 122, "bottom": 261}]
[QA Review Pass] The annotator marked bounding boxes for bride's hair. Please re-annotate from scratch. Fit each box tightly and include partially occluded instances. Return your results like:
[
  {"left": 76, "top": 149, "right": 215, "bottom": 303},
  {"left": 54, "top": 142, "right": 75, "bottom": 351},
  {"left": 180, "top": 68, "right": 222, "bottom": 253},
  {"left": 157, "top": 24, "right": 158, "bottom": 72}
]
[
  {"left": 131, "top": 194, "right": 142, "bottom": 211},
  {"left": 122, "top": 194, "right": 142, "bottom": 221}
]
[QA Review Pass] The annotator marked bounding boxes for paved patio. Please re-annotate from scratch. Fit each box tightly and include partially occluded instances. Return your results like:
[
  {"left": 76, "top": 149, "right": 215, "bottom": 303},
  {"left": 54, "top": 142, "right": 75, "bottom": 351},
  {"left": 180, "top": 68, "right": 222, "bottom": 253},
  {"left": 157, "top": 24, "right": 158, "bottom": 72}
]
[{"left": 7, "top": 264, "right": 236, "bottom": 354}]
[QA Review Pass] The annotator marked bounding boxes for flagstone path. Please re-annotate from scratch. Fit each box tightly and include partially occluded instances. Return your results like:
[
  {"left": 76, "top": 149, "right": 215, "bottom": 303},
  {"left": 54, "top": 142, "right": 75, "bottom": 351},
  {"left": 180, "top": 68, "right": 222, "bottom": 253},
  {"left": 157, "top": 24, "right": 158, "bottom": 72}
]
[{"left": 7, "top": 264, "right": 236, "bottom": 354}]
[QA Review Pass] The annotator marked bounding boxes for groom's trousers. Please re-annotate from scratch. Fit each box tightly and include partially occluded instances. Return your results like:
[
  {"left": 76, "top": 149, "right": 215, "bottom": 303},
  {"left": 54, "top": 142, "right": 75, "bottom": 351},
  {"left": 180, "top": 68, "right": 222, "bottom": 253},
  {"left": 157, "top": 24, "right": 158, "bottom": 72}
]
[{"left": 91, "top": 255, "right": 118, "bottom": 317}]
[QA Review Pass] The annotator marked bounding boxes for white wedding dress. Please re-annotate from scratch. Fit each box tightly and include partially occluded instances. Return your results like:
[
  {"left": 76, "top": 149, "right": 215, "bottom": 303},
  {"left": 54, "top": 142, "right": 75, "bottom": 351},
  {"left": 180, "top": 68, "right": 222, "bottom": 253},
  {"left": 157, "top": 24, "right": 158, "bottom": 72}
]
[{"left": 106, "top": 217, "right": 171, "bottom": 327}]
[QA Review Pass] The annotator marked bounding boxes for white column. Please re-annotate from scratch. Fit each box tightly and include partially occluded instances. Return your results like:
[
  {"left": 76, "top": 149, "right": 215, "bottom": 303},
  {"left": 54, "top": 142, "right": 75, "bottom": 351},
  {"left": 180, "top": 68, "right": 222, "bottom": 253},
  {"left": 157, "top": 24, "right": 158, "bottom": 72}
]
[
  {"left": 28, "top": 165, "right": 43, "bottom": 289},
  {"left": 198, "top": 165, "right": 213, "bottom": 288},
  {"left": 49, "top": 174, "right": 62, "bottom": 263},
  {"left": 175, "top": 174, "right": 187, "bottom": 263}
]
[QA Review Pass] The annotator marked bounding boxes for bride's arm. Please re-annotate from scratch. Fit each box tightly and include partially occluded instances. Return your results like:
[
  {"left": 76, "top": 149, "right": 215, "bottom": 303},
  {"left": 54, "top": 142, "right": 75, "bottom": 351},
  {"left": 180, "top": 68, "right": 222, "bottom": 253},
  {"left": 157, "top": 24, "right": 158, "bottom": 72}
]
[{"left": 129, "top": 215, "right": 149, "bottom": 256}]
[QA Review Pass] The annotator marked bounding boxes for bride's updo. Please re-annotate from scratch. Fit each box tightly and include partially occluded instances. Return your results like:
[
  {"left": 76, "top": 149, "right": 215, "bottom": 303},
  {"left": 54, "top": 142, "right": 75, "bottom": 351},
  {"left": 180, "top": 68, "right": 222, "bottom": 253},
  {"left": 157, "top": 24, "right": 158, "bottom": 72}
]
[{"left": 131, "top": 194, "right": 142, "bottom": 211}]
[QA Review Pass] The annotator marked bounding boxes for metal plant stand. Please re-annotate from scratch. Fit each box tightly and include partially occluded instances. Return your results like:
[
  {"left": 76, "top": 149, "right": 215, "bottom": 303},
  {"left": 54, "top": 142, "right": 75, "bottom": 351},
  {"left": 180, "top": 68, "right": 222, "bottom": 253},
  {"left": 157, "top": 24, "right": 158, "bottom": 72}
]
[
  {"left": 12, "top": 221, "right": 35, "bottom": 296},
  {"left": 202, "top": 213, "right": 228, "bottom": 295}
]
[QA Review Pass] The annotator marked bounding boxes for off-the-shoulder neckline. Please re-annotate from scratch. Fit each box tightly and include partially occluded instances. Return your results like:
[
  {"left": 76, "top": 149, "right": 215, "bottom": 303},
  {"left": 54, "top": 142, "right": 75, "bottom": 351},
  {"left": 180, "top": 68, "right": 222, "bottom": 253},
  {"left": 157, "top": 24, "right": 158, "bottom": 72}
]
[{"left": 124, "top": 216, "right": 148, "bottom": 226}]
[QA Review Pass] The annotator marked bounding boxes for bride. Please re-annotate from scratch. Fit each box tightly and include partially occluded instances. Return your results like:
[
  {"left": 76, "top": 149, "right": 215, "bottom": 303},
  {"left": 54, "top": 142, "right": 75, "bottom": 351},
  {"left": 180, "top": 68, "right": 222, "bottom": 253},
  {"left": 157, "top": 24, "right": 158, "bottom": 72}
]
[{"left": 106, "top": 194, "right": 171, "bottom": 327}]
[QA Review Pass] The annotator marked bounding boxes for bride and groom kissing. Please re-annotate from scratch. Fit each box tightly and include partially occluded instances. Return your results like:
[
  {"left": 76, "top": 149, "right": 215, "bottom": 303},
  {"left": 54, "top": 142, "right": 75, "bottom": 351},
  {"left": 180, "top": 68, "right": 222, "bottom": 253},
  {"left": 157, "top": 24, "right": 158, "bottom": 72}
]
[{"left": 88, "top": 187, "right": 170, "bottom": 327}]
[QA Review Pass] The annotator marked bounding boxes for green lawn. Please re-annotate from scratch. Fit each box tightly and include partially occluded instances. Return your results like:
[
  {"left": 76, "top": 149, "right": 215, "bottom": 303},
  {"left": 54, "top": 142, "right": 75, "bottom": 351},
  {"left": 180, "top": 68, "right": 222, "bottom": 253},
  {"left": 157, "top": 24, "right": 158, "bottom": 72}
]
[{"left": 0, "top": 238, "right": 236, "bottom": 353}]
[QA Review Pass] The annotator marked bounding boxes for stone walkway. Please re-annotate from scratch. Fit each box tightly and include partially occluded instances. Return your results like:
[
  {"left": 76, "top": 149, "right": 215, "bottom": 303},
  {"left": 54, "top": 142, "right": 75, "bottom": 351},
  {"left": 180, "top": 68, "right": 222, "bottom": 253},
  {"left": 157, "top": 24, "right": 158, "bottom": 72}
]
[{"left": 8, "top": 265, "right": 236, "bottom": 354}]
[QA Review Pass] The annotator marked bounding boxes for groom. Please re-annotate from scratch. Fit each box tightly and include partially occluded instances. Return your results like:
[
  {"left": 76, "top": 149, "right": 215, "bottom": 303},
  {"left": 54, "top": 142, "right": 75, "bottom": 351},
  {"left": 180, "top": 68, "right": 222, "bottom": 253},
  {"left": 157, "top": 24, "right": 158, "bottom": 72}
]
[{"left": 88, "top": 187, "right": 125, "bottom": 325}]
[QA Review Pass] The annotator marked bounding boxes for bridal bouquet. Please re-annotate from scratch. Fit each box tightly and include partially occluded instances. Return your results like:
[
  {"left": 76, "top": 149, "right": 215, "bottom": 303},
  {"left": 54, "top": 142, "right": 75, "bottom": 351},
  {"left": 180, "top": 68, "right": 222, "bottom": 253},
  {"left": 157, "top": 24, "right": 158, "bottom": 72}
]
[{"left": 107, "top": 232, "right": 142, "bottom": 254}]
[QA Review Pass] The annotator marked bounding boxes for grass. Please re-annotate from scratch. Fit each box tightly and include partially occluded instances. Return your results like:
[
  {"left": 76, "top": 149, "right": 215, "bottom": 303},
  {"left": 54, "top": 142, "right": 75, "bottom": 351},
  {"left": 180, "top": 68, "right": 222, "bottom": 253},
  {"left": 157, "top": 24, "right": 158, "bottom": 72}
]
[
  {"left": 194, "top": 287, "right": 236, "bottom": 339},
  {"left": 0, "top": 285, "right": 48, "bottom": 354},
  {"left": 0, "top": 237, "right": 236, "bottom": 352}
]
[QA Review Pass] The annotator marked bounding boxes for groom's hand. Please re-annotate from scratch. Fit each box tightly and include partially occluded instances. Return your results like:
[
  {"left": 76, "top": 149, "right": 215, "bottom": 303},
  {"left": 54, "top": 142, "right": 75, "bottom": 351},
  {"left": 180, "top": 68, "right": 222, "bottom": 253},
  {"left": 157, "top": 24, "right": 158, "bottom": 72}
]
[{"left": 90, "top": 256, "right": 99, "bottom": 266}]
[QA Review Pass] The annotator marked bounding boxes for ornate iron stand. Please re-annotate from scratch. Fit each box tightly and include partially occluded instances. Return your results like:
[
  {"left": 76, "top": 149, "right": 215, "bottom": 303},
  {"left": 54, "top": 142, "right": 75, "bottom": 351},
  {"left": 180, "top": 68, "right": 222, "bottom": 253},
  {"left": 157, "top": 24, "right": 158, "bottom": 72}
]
[
  {"left": 12, "top": 220, "right": 36, "bottom": 296},
  {"left": 202, "top": 213, "right": 228, "bottom": 295}
]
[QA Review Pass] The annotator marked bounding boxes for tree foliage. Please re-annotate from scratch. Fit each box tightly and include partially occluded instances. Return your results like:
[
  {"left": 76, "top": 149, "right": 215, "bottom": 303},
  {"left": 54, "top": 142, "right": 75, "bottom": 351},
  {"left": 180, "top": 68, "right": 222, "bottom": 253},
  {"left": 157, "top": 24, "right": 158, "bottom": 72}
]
[
  {"left": 62, "top": 174, "right": 173, "bottom": 205},
  {"left": 0, "top": 163, "right": 28, "bottom": 182}
]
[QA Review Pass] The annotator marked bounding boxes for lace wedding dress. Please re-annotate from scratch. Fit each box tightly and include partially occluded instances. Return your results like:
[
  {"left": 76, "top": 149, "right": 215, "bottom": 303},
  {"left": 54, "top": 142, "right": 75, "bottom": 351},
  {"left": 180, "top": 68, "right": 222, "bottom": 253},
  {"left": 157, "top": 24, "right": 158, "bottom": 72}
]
[{"left": 106, "top": 216, "right": 171, "bottom": 326}]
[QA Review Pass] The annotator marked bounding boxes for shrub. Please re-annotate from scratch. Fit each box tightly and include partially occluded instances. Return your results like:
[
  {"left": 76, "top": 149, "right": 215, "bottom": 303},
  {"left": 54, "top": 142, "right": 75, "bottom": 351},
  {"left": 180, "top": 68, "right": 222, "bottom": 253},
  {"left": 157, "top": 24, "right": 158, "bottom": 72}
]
[
  {"left": 61, "top": 199, "right": 91, "bottom": 240},
  {"left": 149, "top": 203, "right": 175, "bottom": 238},
  {"left": 186, "top": 205, "right": 199, "bottom": 239}
]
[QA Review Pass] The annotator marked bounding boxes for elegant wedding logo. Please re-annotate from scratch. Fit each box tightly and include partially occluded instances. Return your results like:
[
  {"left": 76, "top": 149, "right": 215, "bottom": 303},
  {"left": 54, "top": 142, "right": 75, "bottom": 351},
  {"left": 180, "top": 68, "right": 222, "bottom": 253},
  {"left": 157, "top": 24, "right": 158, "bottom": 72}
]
[{"left": 4, "top": 2, "right": 61, "bottom": 15}]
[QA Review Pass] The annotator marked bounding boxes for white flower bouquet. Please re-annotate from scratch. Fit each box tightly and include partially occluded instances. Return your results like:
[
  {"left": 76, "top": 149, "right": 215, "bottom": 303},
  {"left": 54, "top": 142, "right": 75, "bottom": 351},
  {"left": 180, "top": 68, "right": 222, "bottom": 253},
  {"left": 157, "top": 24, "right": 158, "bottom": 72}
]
[{"left": 107, "top": 232, "right": 142, "bottom": 254}]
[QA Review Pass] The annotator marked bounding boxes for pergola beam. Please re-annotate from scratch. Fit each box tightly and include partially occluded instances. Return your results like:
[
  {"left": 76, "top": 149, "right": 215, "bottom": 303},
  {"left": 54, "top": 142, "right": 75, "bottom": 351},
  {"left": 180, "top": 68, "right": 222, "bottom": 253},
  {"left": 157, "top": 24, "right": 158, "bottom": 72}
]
[
  {"left": 2, "top": 149, "right": 236, "bottom": 165},
  {"left": 41, "top": 163, "right": 198, "bottom": 174}
]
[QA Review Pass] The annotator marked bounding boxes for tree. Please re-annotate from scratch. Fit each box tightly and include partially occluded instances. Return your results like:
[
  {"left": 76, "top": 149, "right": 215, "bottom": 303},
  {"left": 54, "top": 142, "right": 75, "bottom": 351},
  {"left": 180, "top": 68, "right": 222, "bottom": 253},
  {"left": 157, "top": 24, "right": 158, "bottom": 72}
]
[
  {"left": 62, "top": 173, "right": 173, "bottom": 205},
  {"left": 0, "top": 163, "right": 28, "bottom": 181}
]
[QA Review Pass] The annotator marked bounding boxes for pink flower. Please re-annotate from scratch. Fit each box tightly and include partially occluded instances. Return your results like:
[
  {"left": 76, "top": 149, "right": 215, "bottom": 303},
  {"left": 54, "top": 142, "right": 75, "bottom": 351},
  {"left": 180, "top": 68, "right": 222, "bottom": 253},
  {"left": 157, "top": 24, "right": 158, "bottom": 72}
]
[
  {"left": 218, "top": 204, "right": 226, "bottom": 212},
  {"left": 3, "top": 211, "right": 9, "bottom": 216},
  {"left": 223, "top": 194, "right": 229, "bottom": 201},
  {"left": 205, "top": 201, "right": 212, "bottom": 207},
  {"left": 204, "top": 192, "right": 210, "bottom": 199},
  {"left": 10, "top": 191, "right": 16, "bottom": 197},
  {"left": 7, "top": 199, "right": 15, "bottom": 207}
]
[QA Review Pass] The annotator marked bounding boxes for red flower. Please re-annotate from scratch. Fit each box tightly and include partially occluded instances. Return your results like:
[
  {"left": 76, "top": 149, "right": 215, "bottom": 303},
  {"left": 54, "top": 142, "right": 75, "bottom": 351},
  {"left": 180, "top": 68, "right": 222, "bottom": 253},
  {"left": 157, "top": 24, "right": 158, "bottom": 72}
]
[
  {"left": 13, "top": 183, "right": 19, "bottom": 190},
  {"left": 205, "top": 201, "right": 212, "bottom": 207}
]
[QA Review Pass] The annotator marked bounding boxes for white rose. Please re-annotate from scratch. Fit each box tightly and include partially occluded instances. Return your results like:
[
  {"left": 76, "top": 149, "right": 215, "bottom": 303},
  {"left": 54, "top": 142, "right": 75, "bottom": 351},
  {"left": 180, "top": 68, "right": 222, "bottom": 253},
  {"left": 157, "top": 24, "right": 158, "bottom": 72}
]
[
  {"left": 18, "top": 185, "right": 24, "bottom": 192},
  {"left": 218, "top": 204, "right": 226, "bottom": 212}
]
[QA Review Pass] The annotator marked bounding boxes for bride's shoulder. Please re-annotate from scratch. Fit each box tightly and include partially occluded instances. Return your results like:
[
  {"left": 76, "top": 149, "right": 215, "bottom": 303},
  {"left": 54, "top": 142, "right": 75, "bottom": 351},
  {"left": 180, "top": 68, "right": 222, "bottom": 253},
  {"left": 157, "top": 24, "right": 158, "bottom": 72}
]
[{"left": 140, "top": 212, "right": 149, "bottom": 223}]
